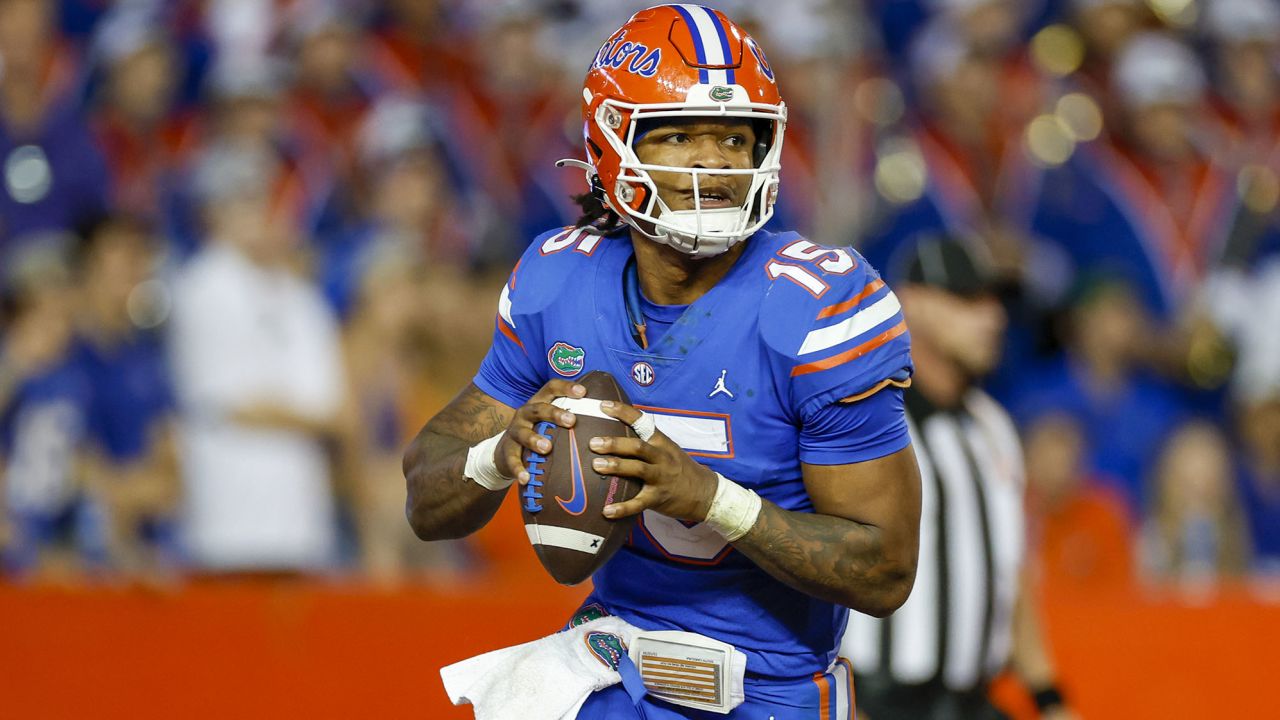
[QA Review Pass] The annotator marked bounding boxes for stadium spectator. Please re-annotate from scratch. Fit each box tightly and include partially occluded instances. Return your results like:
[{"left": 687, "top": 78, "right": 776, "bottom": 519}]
[
  {"left": 164, "top": 55, "right": 309, "bottom": 258},
  {"left": 1202, "top": 0, "right": 1280, "bottom": 271},
  {"left": 1232, "top": 257, "right": 1280, "bottom": 575},
  {"left": 1067, "top": 0, "right": 1146, "bottom": 89},
  {"left": 1204, "top": 0, "right": 1280, "bottom": 168},
  {"left": 282, "top": 0, "right": 376, "bottom": 223},
  {"left": 1023, "top": 411, "right": 1134, "bottom": 594},
  {"left": 0, "top": 234, "right": 92, "bottom": 579},
  {"left": 440, "top": 4, "right": 579, "bottom": 266},
  {"left": 731, "top": 0, "right": 875, "bottom": 243},
  {"left": 70, "top": 214, "right": 181, "bottom": 580},
  {"left": 860, "top": 20, "right": 1039, "bottom": 285},
  {"left": 1140, "top": 421, "right": 1251, "bottom": 588},
  {"left": 338, "top": 240, "right": 471, "bottom": 583},
  {"left": 320, "top": 96, "right": 473, "bottom": 316},
  {"left": 364, "top": 0, "right": 470, "bottom": 98},
  {"left": 1010, "top": 275, "right": 1186, "bottom": 513},
  {"left": 0, "top": 0, "right": 110, "bottom": 247},
  {"left": 169, "top": 144, "right": 346, "bottom": 573},
  {"left": 88, "top": 5, "right": 190, "bottom": 224},
  {"left": 1035, "top": 33, "right": 1233, "bottom": 322}
]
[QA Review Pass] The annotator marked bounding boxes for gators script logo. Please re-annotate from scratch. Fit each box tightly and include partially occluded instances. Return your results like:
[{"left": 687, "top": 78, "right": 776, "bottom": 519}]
[
  {"left": 593, "top": 31, "right": 661, "bottom": 78},
  {"left": 548, "top": 342, "right": 585, "bottom": 377}
]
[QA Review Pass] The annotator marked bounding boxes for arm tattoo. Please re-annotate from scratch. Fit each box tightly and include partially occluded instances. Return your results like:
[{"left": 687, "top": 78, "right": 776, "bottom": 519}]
[
  {"left": 426, "top": 385, "right": 510, "bottom": 441},
  {"left": 403, "top": 384, "right": 515, "bottom": 541},
  {"left": 733, "top": 501, "right": 908, "bottom": 616}
]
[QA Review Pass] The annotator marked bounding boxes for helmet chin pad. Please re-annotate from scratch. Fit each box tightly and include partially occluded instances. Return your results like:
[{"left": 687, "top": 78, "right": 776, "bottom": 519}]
[{"left": 648, "top": 207, "right": 747, "bottom": 258}]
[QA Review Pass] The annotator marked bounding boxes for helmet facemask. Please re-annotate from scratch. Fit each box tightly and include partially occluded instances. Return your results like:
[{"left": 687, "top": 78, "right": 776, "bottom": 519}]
[{"left": 595, "top": 95, "right": 786, "bottom": 258}]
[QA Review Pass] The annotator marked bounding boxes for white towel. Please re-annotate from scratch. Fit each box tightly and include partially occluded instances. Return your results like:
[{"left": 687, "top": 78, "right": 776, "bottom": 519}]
[{"left": 440, "top": 616, "right": 643, "bottom": 720}]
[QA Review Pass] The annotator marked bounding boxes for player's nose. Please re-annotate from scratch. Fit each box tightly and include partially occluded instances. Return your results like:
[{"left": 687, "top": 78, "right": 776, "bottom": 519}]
[{"left": 689, "top": 136, "right": 732, "bottom": 169}]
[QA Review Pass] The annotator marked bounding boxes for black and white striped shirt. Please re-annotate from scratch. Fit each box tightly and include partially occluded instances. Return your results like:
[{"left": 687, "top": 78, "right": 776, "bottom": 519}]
[{"left": 840, "top": 386, "right": 1025, "bottom": 692}]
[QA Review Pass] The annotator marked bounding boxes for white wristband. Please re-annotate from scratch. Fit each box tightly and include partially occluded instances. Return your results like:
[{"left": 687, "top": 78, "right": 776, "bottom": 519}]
[
  {"left": 464, "top": 432, "right": 512, "bottom": 491},
  {"left": 703, "top": 473, "right": 763, "bottom": 542}
]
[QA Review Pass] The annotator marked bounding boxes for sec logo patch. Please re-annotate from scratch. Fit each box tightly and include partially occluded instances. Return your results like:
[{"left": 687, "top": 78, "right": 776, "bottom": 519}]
[{"left": 631, "top": 361, "right": 655, "bottom": 387}]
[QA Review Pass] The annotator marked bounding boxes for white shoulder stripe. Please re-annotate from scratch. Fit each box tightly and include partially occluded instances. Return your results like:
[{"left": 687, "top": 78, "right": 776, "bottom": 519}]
[
  {"left": 798, "top": 291, "right": 902, "bottom": 355},
  {"left": 498, "top": 283, "right": 515, "bottom": 328}
]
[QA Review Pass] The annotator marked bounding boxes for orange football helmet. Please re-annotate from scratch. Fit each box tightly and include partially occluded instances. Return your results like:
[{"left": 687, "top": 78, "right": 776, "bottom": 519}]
[{"left": 560, "top": 4, "right": 787, "bottom": 257}]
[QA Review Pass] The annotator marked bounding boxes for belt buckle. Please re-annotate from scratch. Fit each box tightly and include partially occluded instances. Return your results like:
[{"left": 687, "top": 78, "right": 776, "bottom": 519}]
[{"left": 627, "top": 630, "right": 745, "bottom": 715}]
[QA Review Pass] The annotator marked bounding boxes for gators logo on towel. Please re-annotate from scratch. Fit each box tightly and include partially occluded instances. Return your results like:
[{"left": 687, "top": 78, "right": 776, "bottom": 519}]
[{"left": 585, "top": 632, "right": 627, "bottom": 670}]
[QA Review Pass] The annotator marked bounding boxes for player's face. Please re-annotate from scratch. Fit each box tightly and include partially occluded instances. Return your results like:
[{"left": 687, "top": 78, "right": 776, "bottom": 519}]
[{"left": 632, "top": 119, "right": 756, "bottom": 212}]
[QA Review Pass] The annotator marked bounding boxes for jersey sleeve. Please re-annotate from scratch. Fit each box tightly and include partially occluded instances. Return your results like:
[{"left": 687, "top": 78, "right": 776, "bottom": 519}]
[
  {"left": 761, "top": 246, "right": 913, "bottom": 419},
  {"left": 798, "top": 385, "right": 910, "bottom": 465},
  {"left": 472, "top": 228, "right": 576, "bottom": 408}
]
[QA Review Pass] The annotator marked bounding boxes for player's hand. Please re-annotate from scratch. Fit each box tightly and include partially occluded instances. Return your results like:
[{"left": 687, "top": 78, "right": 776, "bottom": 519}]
[
  {"left": 497, "top": 380, "right": 587, "bottom": 485},
  {"left": 590, "top": 400, "right": 718, "bottom": 523}
]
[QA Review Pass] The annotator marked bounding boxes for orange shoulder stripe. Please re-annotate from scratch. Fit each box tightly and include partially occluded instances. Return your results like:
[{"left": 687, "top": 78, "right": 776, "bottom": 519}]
[
  {"left": 791, "top": 320, "right": 908, "bottom": 377},
  {"left": 816, "top": 279, "right": 885, "bottom": 320},
  {"left": 497, "top": 318, "right": 524, "bottom": 350}
]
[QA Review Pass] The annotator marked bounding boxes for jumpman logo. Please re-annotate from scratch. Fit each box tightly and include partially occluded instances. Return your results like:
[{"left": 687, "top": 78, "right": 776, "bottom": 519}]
[{"left": 708, "top": 369, "right": 734, "bottom": 399}]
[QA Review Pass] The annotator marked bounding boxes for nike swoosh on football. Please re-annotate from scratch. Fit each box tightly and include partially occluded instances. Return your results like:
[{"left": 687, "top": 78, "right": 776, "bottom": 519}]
[{"left": 556, "top": 428, "right": 589, "bottom": 515}]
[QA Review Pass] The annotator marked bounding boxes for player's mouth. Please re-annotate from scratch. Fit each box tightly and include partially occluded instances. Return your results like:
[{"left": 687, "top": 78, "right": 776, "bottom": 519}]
[{"left": 683, "top": 186, "right": 737, "bottom": 210}]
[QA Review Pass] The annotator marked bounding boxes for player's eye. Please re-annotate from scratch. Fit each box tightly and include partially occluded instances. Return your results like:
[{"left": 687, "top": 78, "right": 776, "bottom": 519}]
[
  {"left": 723, "top": 134, "right": 747, "bottom": 148},
  {"left": 664, "top": 133, "right": 690, "bottom": 144}
]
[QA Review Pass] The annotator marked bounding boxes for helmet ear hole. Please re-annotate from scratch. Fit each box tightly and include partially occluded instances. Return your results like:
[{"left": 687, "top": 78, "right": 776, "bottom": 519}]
[{"left": 752, "top": 119, "right": 774, "bottom": 168}]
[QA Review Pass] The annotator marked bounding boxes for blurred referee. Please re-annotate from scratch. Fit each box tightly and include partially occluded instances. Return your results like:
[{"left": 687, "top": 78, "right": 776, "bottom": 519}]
[{"left": 840, "top": 238, "right": 1076, "bottom": 720}]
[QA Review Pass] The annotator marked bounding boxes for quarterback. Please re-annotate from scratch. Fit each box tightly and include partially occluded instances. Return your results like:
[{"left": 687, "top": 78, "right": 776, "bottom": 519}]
[{"left": 404, "top": 6, "right": 922, "bottom": 719}]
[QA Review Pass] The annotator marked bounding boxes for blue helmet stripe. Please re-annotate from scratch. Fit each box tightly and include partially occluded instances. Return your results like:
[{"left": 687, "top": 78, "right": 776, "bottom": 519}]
[
  {"left": 672, "top": 4, "right": 710, "bottom": 84},
  {"left": 706, "top": 8, "right": 736, "bottom": 85}
]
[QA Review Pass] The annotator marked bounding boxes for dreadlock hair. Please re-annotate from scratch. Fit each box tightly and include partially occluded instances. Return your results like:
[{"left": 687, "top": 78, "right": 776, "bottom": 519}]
[{"left": 572, "top": 174, "right": 624, "bottom": 232}]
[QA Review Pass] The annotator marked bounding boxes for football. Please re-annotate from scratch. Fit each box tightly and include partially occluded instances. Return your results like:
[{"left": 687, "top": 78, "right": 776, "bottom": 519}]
[{"left": 520, "top": 370, "right": 643, "bottom": 585}]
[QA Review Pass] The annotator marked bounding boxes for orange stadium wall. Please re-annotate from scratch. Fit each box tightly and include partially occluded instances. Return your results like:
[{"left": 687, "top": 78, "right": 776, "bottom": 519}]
[{"left": 2, "top": 512, "right": 1276, "bottom": 720}]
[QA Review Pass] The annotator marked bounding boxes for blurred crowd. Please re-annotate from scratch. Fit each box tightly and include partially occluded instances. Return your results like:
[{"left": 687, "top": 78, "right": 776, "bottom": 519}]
[{"left": 0, "top": 0, "right": 1276, "bottom": 591}]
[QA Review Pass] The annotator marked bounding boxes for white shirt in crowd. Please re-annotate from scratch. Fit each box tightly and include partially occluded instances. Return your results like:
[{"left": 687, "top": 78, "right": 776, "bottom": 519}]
[{"left": 170, "top": 242, "right": 345, "bottom": 571}]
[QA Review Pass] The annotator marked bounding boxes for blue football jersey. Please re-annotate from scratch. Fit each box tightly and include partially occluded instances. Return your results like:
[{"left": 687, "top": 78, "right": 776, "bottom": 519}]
[{"left": 475, "top": 226, "right": 913, "bottom": 678}]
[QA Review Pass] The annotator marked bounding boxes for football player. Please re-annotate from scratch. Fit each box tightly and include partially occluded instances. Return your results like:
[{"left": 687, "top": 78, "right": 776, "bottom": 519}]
[{"left": 404, "top": 6, "right": 921, "bottom": 718}]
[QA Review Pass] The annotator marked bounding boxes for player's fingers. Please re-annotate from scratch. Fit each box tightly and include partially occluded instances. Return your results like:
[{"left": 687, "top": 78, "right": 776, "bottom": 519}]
[
  {"left": 510, "top": 424, "right": 554, "bottom": 456},
  {"left": 529, "top": 380, "right": 587, "bottom": 405},
  {"left": 587, "top": 435, "right": 658, "bottom": 462},
  {"left": 591, "top": 456, "right": 652, "bottom": 481},
  {"left": 599, "top": 400, "right": 642, "bottom": 425},
  {"left": 599, "top": 401, "right": 665, "bottom": 444},
  {"left": 516, "top": 400, "right": 577, "bottom": 429},
  {"left": 602, "top": 488, "right": 656, "bottom": 519},
  {"left": 496, "top": 435, "right": 531, "bottom": 485}
]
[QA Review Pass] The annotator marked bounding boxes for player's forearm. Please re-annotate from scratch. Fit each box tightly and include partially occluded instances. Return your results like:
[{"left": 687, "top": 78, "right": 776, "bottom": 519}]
[
  {"left": 403, "top": 385, "right": 517, "bottom": 541},
  {"left": 403, "top": 429, "right": 509, "bottom": 540},
  {"left": 732, "top": 500, "right": 915, "bottom": 617}
]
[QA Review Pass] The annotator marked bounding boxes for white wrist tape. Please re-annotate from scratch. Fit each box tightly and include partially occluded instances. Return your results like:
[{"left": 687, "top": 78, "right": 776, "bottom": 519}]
[
  {"left": 464, "top": 432, "right": 512, "bottom": 491},
  {"left": 703, "top": 473, "right": 763, "bottom": 542}
]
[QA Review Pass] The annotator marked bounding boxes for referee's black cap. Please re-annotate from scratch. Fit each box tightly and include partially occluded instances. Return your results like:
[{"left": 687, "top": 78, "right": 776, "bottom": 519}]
[{"left": 891, "top": 236, "right": 996, "bottom": 297}]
